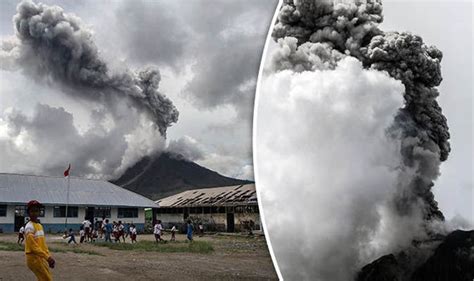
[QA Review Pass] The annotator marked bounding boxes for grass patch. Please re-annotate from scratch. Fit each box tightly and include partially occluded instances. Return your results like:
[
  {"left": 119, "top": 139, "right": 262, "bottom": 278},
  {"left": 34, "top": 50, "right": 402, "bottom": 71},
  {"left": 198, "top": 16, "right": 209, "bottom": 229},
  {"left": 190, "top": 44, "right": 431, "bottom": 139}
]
[
  {"left": 0, "top": 241, "right": 23, "bottom": 251},
  {"left": 0, "top": 241, "right": 102, "bottom": 255},
  {"left": 94, "top": 240, "right": 214, "bottom": 254}
]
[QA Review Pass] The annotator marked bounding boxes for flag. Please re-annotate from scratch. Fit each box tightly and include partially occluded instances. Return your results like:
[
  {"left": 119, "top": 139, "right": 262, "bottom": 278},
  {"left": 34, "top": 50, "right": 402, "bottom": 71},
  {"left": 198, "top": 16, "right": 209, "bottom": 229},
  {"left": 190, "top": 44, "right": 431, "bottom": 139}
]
[{"left": 64, "top": 164, "right": 71, "bottom": 177}]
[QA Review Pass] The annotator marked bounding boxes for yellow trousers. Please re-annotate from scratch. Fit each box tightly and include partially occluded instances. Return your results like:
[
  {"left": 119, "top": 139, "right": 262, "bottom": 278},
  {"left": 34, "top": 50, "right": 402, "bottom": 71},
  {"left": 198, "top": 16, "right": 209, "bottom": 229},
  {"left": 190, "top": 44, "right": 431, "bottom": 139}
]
[{"left": 26, "top": 255, "right": 52, "bottom": 281}]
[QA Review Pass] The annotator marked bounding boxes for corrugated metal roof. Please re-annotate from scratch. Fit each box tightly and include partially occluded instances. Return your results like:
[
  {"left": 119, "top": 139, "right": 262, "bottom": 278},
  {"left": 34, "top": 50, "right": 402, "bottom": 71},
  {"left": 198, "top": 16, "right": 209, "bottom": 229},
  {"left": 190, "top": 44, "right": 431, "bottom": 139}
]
[
  {"left": 156, "top": 184, "right": 257, "bottom": 207},
  {"left": 0, "top": 173, "right": 157, "bottom": 208}
]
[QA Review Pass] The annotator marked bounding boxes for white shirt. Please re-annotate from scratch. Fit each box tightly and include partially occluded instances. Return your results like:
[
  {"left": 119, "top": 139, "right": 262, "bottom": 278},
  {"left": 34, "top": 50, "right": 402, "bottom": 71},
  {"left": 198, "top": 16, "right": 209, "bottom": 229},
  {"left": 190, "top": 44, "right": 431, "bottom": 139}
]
[
  {"left": 80, "top": 230, "right": 85, "bottom": 237},
  {"left": 130, "top": 227, "right": 137, "bottom": 235},
  {"left": 154, "top": 224, "right": 163, "bottom": 235},
  {"left": 19, "top": 226, "right": 25, "bottom": 234},
  {"left": 83, "top": 220, "right": 91, "bottom": 228},
  {"left": 171, "top": 226, "right": 176, "bottom": 232}
]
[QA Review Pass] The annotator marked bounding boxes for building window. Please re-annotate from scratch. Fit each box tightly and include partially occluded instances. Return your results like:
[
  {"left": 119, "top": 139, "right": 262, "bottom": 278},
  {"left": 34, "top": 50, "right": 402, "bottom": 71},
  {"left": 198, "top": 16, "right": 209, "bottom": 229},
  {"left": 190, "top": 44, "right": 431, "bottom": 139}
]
[
  {"left": 0, "top": 205, "right": 7, "bottom": 217},
  {"left": 15, "top": 205, "right": 45, "bottom": 217},
  {"left": 53, "top": 206, "right": 78, "bottom": 218},
  {"left": 118, "top": 208, "right": 138, "bottom": 218},
  {"left": 94, "top": 207, "right": 111, "bottom": 218}
]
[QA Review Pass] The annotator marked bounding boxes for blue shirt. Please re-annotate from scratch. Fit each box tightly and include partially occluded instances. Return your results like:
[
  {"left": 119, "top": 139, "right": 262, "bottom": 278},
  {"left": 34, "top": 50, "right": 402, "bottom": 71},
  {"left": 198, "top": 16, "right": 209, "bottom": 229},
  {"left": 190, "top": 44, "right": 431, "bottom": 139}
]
[
  {"left": 105, "top": 223, "right": 113, "bottom": 233},
  {"left": 187, "top": 224, "right": 193, "bottom": 236}
]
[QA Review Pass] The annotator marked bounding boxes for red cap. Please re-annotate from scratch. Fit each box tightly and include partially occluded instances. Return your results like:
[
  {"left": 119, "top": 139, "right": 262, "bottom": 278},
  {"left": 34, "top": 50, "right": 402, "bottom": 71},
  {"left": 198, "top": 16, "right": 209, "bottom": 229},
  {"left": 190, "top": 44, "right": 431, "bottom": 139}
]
[{"left": 27, "top": 200, "right": 43, "bottom": 210}]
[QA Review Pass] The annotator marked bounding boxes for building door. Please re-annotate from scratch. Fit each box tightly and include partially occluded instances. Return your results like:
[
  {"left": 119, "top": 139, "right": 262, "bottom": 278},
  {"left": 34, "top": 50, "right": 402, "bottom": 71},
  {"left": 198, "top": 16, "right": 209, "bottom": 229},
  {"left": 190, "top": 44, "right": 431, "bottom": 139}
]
[
  {"left": 226, "top": 212, "right": 235, "bottom": 232},
  {"left": 183, "top": 208, "right": 189, "bottom": 220},
  {"left": 14, "top": 205, "right": 27, "bottom": 231},
  {"left": 85, "top": 207, "right": 95, "bottom": 223},
  {"left": 14, "top": 214, "right": 25, "bottom": 231}
]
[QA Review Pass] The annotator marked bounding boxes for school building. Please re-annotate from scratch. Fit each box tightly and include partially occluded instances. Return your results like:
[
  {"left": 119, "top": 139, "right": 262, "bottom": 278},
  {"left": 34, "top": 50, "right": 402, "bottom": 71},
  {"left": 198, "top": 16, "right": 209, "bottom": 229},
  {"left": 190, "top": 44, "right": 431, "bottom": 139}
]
[
  {"left": 155, "top": 183, "right": 261, "bottom": 233},
  {"left": 0, "top": 173, "right": 157, "bottom": 233}
]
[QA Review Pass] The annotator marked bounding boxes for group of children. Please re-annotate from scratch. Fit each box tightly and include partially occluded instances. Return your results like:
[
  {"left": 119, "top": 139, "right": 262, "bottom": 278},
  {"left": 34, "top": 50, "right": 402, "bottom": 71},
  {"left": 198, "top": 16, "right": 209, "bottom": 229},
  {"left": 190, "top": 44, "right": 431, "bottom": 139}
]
[
  {"left": 110, "top": 220, "right": 138, "bottom": 243},
  {"left": 61, "top": 219, "right": 138, "bottom": 244},
  {"left": 152, "top": 219, "right": 196, "bottom": 243},
  {"left": 18, "top": 217, "right": 200, "bottom": 247}
]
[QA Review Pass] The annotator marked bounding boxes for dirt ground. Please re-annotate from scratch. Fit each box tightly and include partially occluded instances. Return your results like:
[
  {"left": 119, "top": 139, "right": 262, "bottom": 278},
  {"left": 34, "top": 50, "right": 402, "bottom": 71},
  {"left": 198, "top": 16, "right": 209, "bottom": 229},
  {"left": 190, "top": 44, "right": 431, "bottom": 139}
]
[{"left": 0, "top": 233, "right": 277, "bottom": 281}]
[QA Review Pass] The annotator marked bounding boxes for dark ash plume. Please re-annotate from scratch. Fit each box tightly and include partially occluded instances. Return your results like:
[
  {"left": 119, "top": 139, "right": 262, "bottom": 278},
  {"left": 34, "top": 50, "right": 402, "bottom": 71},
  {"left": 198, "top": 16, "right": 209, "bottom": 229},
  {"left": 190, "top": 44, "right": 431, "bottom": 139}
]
[
  {"left": 271, "top": 0, "right": 449, "bottom": 222},
  {"left": 1, "top": 0, "right": 178, "bottom": 135}
]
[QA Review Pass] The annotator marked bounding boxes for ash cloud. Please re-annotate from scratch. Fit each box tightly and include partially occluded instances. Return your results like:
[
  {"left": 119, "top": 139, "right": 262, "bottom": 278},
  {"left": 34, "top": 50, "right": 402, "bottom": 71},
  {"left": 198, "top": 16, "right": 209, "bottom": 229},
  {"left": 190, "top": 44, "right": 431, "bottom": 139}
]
[
  {"left": 257, "top": 0, "right": 452, "bottom": 279},
  {"left": 271, "top": 0, "right": 449, "bottom": 225},
  {"left": 0, "top": 0, "right": 178, "bottom": 178},
  {"left": 1, "top": 0, "right": 178, "bottom": 136}
]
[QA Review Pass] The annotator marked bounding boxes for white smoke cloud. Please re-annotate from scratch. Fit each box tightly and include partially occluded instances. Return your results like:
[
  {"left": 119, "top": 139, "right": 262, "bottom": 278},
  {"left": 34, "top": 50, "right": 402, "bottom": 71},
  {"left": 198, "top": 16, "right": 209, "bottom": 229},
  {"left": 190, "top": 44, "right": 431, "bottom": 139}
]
[
  {"left": 166, "top": 135, "right": 254, "bottom": 180},
  {"left": 167, "top": 135, "right": 205, "bottom": 162},
  {"left": 0, "top": 103, "right": 164, "bottom": 179},
  {"left": 254, "top": 57, "right": 424, "bottom": 280}
]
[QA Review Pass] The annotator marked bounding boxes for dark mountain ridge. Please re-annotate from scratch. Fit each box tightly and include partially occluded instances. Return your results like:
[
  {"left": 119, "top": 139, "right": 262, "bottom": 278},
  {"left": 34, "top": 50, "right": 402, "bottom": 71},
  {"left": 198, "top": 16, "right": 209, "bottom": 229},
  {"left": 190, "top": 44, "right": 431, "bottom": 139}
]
[
  {"left": 357, "top": 229, "right": 474, "bottom": 281},
  {"left": 112, "top": 152, "right": 252, "bottom": 200}
]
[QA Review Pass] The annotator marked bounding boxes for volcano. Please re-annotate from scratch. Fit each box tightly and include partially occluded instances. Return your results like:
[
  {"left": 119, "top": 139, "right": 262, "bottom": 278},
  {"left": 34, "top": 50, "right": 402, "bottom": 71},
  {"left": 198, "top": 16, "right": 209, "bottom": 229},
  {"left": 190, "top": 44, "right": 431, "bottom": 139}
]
[
  {"left": 357, "top": 229, "right": 474, "bottom": 281},
  {"left": 112, "top": 152, "right": 252, "bottom": 200}
]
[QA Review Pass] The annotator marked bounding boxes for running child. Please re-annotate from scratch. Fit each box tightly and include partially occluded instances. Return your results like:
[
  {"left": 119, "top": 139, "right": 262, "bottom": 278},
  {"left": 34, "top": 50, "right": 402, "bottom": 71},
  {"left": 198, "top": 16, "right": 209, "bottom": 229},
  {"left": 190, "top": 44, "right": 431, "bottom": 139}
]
[
  {"left": 113, "top": 222, "right": 121, "bottom": 243},
  {"left": 186, "top": 220, "right": 193, "bottom": 242},
  {"left": 79, "top": 226, "right": 85, "bottom": 243},
  {"left": 17, "top": 224, "right": 25, "bottom": 244},
  {"left": 129, "top": 224, "right": 137, "bottom": 243},
  {"left": 154, "top": 220, "right": 165, "bottom": 243},
  {"left": 118, "top": 221, "right": 125, "bottom": 242},
  {"left": 170, "top": 225, "right": 177, "bottom": 241},
  {"left": 66, "top": 228, "right": 77, "bottom": 244}
]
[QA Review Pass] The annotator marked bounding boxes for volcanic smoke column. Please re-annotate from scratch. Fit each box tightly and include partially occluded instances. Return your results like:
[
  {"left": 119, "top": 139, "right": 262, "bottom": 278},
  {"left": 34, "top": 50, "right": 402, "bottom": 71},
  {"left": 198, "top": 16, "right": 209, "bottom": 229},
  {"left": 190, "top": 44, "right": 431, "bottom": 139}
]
[
  {"left": 255, "top": 0, "right": 449, "bottom": 280},
  {"left": 0, "top": 1, "right": 178, "bottom": 178},
  {"left": 1, "top": 0, "right": 179, "bottom": 136},
  {"left": 271, "top": 0, "right": 449, "bottom": 221}
]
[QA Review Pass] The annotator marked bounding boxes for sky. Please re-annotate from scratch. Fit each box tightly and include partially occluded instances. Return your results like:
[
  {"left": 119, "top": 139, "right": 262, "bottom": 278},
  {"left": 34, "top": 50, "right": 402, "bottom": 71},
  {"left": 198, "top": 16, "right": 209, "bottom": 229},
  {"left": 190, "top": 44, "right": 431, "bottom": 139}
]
[
  {"left": 0, "top": 0, "right": 470, "bottom": 226},
  {"left": 0, "top": 0, "right": 278, "bottom": 181}
]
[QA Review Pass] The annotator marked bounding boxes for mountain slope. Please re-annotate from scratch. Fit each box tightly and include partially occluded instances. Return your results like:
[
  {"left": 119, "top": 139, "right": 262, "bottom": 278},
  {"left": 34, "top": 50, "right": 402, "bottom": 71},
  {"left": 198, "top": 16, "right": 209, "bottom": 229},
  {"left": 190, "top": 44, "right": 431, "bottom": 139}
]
[
  {"left": 112, "top": 152, "right": 252, "bottom": 200},
  {"left": 356, "top": 230, "right": 474, "bottom": 281}
]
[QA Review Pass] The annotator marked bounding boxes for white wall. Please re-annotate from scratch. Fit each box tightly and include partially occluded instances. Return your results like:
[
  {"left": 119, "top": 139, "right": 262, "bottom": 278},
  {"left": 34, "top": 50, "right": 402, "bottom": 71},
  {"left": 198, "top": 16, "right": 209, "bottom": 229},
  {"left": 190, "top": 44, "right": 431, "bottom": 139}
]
[
  {"left": 0, "top": 205, "right": 15, "bottom": 224},
  {"left": 39, "top": 206, "right": 84, "bottom": 224},
  {"left": 0, "top": 205, "right": 146, "bottom": 224}
]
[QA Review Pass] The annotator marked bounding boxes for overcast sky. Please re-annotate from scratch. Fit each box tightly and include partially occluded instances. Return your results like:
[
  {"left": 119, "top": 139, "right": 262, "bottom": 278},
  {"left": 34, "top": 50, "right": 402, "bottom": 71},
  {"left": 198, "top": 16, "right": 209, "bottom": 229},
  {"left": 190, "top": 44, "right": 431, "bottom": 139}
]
[
  {"left": 0, "top": 0, "right": 278, "bottom": 180},
  {"left": 0, "top": 0, "right": 470, "bottom": 221}
]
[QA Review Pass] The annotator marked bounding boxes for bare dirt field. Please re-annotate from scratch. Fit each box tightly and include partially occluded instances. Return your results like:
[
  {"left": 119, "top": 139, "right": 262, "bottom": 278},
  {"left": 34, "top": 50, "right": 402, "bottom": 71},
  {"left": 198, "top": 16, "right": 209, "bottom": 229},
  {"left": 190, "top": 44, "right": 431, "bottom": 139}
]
[{"left": 0, "top": 233, "right": 277, "bottom": 281}]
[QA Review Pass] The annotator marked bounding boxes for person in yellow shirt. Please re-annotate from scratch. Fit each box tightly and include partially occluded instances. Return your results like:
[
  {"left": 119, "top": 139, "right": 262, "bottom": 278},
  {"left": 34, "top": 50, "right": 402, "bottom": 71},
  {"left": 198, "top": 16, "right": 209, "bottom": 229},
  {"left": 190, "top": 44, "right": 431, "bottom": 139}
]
[{"left": 24, "top": 200, "right": 55, "bottom": 281}]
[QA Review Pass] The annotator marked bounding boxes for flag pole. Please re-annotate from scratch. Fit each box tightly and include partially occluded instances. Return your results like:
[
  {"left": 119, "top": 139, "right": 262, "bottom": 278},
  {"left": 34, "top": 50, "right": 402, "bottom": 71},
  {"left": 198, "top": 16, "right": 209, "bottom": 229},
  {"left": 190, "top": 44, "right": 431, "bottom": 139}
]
[{"left": 65, "top": 165, "right": 70, "bottom": 230}]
